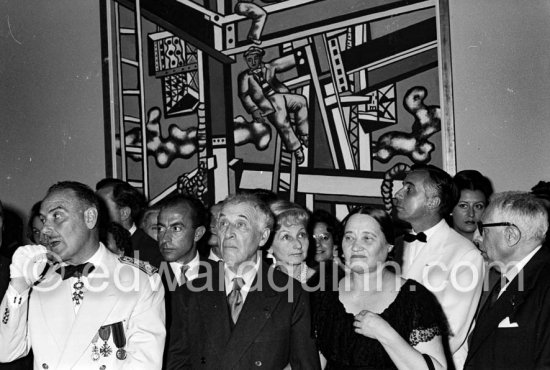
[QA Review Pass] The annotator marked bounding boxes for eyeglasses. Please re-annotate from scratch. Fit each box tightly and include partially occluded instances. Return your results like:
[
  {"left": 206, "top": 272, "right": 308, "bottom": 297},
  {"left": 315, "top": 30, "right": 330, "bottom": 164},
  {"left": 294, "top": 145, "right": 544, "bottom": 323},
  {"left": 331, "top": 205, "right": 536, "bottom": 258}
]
[
  {"left": 312, "top": 233, "right": 331, "bottom": 242},
  {"left": 476, "top": 221, "right": 517, "bottom": 236}
]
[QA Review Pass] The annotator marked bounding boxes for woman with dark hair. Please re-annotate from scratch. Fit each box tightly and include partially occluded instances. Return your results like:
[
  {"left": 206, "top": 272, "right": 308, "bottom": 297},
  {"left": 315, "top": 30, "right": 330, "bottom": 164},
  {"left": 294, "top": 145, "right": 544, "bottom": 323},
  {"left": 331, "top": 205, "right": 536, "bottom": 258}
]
[
  {"left": 451, "top": 170, "right": 493, "bottom": 241},
  {"left": 101, "top": 222, "right": 133, "bottom": 257},
  {"left": 308, "top": 209, "right": 342, "bottom": 265},
  {"left": 27, "top": 201, "right": 42, "bottom": 244},
  {"left": 308, "top": 206, "right": 449, "bottom": 369}
]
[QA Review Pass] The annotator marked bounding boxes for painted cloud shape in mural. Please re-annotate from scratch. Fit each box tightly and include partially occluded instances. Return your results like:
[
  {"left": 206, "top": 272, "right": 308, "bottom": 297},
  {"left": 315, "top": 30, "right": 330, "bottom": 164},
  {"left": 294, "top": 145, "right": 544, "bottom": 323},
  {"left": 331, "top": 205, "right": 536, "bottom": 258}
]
[
  {"left": 233, "top": 115, "right": 272, "bottom": 150},
  {"left": 117, "top": 107, "right": 198, "bottom": 168},
  {"left": 373, "top": 86, "right": 441, "bottom": 164},
  {"left": 117, "top": 108, "right": 274, "bottom": 168}
]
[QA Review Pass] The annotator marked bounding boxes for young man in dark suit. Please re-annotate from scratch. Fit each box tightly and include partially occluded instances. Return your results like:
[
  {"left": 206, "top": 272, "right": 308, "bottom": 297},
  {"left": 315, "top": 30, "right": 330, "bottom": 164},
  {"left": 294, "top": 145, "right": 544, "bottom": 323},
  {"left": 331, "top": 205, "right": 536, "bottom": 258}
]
[
  {"left": 96, "top": 178, "right": 163, "bottom": 267},
  {"left": 166, "top": 193, "right": 320, "bottom": 369},
  {"left": 465, "top": 191, "right": 550, "bottom": 369}
]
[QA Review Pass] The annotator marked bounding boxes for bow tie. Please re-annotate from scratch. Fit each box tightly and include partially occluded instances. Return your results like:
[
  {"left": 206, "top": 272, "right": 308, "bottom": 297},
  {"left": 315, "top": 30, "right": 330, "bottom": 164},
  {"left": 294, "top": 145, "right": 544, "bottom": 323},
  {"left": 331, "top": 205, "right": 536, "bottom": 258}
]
[
  {"left": 56, "top": 263, "right": 95, "bottom": 280},
  {"left": 403, "top": 232, "right": 427, "bottom": 243}
]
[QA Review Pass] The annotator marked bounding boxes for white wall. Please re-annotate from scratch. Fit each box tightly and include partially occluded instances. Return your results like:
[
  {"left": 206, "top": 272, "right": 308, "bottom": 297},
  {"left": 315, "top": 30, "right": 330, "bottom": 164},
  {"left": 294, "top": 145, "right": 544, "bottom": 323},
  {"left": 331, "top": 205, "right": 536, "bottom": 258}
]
[
  {"left": 0, "top": 0, "right": 106, "bottom": 220},
  {"left": 449, "top": 0, "right": 550, "bottom": 192}
]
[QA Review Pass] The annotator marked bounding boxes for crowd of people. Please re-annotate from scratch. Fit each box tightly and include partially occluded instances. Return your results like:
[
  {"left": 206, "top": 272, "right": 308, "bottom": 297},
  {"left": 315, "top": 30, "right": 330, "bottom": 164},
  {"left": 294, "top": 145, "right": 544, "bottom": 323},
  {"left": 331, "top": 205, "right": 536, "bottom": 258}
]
[{"left": 0, "top": 164, "right": 549, "bottom": 369}]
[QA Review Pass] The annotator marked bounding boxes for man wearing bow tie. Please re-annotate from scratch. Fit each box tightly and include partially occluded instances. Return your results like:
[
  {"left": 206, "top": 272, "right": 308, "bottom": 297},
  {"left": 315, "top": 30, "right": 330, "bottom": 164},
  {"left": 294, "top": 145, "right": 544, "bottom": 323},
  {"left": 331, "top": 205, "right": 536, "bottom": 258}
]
[
  {"left": 0, "top": 181, "right": 166, "bottom": 369},
  {"left": 465, "top": 192, "right": 550, "bottom": 369},
  {"left": 393, "top": 164, "right": 484, "bottom": 369}
]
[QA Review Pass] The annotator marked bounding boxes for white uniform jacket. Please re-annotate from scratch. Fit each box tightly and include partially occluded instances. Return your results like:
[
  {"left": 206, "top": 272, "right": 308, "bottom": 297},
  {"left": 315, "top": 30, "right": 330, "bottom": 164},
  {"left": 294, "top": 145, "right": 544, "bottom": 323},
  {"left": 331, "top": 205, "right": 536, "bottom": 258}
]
[
  {"left": 0, "top": 244, "right": 166, "bottom": 370},
  {"left": 399, "top": 220, "right": 485, "bottom": 370}
]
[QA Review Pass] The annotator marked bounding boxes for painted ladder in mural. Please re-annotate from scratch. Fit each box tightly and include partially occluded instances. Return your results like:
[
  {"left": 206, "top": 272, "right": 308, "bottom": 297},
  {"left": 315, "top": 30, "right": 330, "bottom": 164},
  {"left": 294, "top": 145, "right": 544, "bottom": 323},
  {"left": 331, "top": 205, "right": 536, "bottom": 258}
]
[{"left": 112, "top": 0, "right": 150, "bottom": 198}]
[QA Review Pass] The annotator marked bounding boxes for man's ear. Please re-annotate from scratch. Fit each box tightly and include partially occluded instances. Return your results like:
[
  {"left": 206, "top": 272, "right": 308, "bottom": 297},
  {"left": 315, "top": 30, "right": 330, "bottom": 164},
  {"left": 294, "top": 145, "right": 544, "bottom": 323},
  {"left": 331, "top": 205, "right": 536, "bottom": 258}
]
[
  {"left": 426, "top": 196, "right": 441, "bottom": 211},
  {"left": 505, "top": 225, "right": 521, "bottom": 247},
  {"left": 194, "top": 225, "right": 206, "bottom": 242},
  {"left": 119, "top": 206, "right": 131, "bottom": 222},
  {"left": 258, "top": 228, "right": 271, "bottom": 247},
  {"left": 387, "top": 244, "right": 394, "bottom": 254},
  {"left": 84, "top": 207, "right": 98, "bottom": 230}
]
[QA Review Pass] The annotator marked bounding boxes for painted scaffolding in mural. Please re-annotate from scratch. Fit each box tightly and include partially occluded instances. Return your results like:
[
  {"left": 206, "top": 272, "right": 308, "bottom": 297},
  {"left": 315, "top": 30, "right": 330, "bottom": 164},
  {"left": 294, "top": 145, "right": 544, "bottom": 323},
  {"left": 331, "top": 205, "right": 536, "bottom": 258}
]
[{"left": 103, "top": 0, "right": 455, "bottom": 216}]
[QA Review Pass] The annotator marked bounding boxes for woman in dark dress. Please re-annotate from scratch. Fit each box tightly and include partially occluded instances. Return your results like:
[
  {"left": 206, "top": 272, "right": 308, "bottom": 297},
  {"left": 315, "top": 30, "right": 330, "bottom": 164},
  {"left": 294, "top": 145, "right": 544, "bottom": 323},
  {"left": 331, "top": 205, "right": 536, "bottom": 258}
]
[{"left": 308, "top": 206, "right": 450, "bottom": 369}]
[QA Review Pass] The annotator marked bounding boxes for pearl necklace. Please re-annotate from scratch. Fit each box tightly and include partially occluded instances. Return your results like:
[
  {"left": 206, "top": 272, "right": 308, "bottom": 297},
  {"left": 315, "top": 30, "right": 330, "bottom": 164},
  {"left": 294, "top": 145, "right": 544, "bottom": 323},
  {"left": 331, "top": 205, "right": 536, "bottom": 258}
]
[{"left": 299, "top": 263, "right": 309, "bottom": 283}]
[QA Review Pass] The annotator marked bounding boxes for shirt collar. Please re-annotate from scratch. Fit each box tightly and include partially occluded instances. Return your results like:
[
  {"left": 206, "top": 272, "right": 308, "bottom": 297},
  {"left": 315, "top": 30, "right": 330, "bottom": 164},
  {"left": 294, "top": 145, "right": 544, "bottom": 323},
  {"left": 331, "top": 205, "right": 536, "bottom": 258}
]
[
  {"left": 413, "top": 218, "right": 446, "bottom": 242},
  {"left": 503, "top": 245, "right": 542, "bottom": 283},
  {"left": 128, "top": 223, "right": 137, "bottom": 236},
  {"left": 224, "top": 253, "right": 261, "bottom": 294},
  {"left": 169, "top": 251, "right": 200, "bottom": 282},
  {"left": 208, "top": 249, "right": 223, "bottom": 262}
]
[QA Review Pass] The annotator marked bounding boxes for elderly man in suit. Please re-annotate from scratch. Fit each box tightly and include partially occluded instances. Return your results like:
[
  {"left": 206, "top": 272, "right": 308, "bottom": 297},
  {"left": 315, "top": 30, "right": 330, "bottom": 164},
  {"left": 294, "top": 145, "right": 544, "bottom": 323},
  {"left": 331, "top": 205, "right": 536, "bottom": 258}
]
[
  {"left": 96, "top": 178, "right": 163, "bottom": 268},
  {"left": 393, "top": 164, "right": 485, "bottom": 369},
  {"left": 166, "top": 193, "right": 320, "bottom": 369},
  {"left": 0, "top": 181, "right": 165, "bottom": 369},
  {"left": 465, "top": 191, "right": 550, "bottom": 369}
]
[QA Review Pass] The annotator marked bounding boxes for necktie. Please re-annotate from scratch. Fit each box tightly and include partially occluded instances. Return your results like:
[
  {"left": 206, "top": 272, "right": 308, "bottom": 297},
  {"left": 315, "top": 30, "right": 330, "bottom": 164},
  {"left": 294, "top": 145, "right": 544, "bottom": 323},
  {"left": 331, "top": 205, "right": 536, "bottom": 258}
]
[
  {"left": 56, "top": 263, "right": 95, "bottom": 280},
  {"left": 403, "top": 232, "right": 427, "bottom": 243},
  {"left": 228, "top": 277, "right": 245, "bottom": 324},
  {"left": 180, "top": 264, "right": 190, "bottom": 285}
]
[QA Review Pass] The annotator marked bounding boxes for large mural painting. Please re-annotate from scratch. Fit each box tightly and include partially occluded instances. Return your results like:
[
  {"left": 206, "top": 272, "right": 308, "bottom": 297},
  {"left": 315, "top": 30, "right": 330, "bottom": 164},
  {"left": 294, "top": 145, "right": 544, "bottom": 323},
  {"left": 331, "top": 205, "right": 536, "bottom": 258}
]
[{"left": 102, "top": 0, "right": 455, "bottom": 219}]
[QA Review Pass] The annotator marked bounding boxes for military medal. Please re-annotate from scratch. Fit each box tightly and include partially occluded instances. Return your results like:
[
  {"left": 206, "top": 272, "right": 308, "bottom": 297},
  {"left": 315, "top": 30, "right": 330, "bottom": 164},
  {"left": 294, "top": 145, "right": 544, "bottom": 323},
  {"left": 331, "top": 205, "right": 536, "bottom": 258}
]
[
  {"left": 116, "top": 348, "right": 127, "bottom": 360},
  {"left": 98, "top": 325, "right": 112, "bottom": 357},
  {"left": 91, "top": 333, "right": 100, "bottom": 361},
  {"left": 72, "top": 279, "right": 85, "bottom": 305},
  {"left": 112, "top": 321, "right": 127, "bottom": 360}
]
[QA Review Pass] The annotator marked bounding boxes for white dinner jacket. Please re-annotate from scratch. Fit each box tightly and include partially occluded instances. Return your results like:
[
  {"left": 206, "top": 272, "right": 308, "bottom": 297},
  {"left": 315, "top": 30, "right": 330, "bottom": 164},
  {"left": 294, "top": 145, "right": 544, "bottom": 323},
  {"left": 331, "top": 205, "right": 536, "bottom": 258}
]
[
  {"left": 0, "top": 244, "right": 166, "bottom": 370},
  {"left": 401, "top": 220, "right": 485, "bottom": 370}
]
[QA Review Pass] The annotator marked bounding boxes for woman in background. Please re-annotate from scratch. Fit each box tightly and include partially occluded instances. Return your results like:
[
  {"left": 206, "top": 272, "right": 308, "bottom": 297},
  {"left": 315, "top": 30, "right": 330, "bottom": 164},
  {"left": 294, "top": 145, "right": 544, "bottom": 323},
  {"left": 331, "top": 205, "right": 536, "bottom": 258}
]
[
  {"left": 309, "top": 209, "right": 342, "bottom": 266},
  {"left": 451, "top": 170, "right": 493, "bottom": 242},
  {"left": 27, "top": 201, "right": 42, "bottom": 244}
]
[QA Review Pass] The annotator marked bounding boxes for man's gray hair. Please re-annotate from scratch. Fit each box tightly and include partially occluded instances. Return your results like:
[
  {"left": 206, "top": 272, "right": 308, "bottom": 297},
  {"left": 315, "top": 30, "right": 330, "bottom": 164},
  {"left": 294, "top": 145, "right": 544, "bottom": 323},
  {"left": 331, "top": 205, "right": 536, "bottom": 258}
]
[
  {"left": 486, "top": 191, "right": 549, "bottom": 243},
  {"left": 221, "top": 193, "right": 275, "bottom": 231}
]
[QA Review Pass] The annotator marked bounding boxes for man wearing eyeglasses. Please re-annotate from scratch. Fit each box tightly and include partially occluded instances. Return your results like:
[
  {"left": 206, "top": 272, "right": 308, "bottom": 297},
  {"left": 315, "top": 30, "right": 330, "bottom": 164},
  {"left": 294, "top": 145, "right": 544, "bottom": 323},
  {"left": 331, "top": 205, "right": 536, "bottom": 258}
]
[
  {"left": 393, "top": 164, "right": 485, "bottom": 369},
  {"left": 465, "top": 191, "right": 550, "bottom": 369}
]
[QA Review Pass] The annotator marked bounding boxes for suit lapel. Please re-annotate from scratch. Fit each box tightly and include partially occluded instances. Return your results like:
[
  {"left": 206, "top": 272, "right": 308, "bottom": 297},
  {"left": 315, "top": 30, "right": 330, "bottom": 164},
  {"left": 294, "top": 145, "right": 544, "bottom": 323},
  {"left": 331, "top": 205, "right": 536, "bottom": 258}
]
[
  {"left": 468, "top": 248, "right": 549, "bottom": 358},
  {"left": 198, "top": 262, "right": 231, "bottom": 359},
  {"left": 222, "top": 263, "right": 282, "bottom": 368},
  {"left": 56, "top": 251, "right": 120, "bottom": 368}
]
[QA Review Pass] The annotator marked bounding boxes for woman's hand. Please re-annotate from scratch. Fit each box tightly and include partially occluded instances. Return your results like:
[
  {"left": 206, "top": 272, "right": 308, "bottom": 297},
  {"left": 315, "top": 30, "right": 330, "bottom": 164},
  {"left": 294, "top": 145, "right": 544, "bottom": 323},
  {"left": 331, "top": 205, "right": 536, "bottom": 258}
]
[{"left": 353, "top": 310, "right": 394, "bottom": 342}]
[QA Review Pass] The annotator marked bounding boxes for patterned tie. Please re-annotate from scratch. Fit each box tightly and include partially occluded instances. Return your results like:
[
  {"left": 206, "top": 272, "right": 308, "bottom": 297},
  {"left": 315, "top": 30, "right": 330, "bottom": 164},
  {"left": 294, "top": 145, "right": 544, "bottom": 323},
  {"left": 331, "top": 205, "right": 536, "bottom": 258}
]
[
  {"left": 228, "top": 277, "right": 245, "bottom": 324},
  {"left": 180, "top": 264, "right": 190, "bottom": 285}
]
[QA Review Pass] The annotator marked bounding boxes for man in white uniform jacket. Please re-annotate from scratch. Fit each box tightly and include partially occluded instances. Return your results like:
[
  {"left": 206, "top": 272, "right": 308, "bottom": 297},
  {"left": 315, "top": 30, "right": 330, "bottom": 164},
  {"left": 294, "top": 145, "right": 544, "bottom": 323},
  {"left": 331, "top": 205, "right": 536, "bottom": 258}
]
[{"left": 0, "top": 181, "right": 165, "bottom": 370}]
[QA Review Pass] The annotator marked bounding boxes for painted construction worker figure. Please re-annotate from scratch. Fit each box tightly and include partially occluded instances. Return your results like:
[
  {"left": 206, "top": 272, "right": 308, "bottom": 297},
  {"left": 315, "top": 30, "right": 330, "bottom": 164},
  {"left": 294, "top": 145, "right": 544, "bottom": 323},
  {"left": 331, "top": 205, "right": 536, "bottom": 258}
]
[
  {"left": 234, "top": 0, "right": 284, "bottom": 45},
  {"left": 238, "top": 46, "right": 309, "bottom": 164}
]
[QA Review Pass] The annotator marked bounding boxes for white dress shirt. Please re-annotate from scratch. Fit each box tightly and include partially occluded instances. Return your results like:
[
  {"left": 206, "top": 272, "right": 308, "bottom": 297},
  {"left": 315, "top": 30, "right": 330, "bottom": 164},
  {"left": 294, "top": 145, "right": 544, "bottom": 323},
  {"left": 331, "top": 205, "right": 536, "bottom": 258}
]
[{"left": 169, "top": 252, "right": 200, "bottom": 285}]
